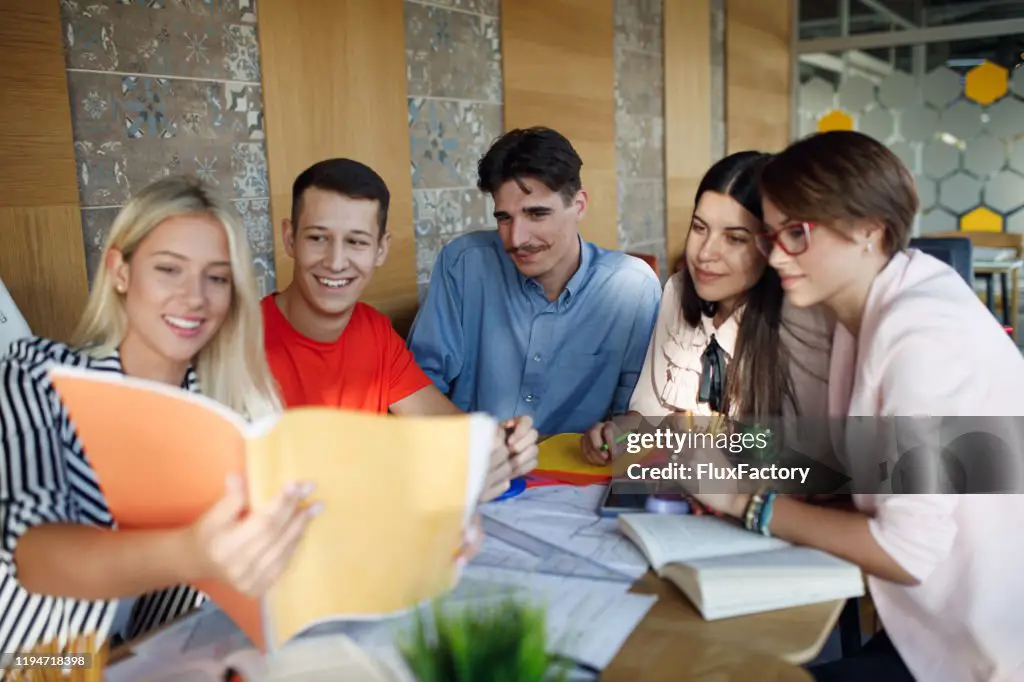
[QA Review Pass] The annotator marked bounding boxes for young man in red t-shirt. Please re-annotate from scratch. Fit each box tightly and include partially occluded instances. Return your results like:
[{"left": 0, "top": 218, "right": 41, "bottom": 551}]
[{"left": 262, "top": 158, "right": 537, "bottom": 500}]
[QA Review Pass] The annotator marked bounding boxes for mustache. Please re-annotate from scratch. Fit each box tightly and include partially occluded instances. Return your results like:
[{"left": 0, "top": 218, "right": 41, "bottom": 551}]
[{"left": 507, "top": 244, "right": 547, "bottom": 255}]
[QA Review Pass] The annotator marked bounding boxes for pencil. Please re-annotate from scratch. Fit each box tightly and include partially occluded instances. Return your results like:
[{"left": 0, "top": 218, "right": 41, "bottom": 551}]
[{"left": 600, "top": 430, "right": 634, "bottom": 451}]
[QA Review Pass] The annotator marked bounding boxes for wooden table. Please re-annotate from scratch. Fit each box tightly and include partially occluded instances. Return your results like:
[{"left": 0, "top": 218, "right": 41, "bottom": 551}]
[
  {"left": 602, "top": 571, "right": 841, "bottom": 681},
  {"left": 108, "top": 581, "right": 840, "bottom": 681}
]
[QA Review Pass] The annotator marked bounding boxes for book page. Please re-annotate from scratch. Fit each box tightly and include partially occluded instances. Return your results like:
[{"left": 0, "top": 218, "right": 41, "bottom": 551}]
[
  {"left": 245, "top": 408, "right": 496, "bottom": 650},
  {"left": 617, "top": 514, "right": 790, "bottom": 569},
  {"left": 684, "top": 545, "right": 863, "bottom": 575},
  {"left": 47, "top": 366, "right": 249, "bottom": 528}
]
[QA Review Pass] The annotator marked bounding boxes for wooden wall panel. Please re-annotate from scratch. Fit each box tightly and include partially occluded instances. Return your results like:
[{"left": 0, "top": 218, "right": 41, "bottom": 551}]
[
  {"left": 0, "top": 0, "right": 88, "bottom": 341},
  {"left": 726, "top": 0, "right": 793, "bottom": 154},
  {"left": 501, "top": 0, "right": 618, "bottom": 250},
  {"left": 257, "top": 0, "right": 418, "bottom": 329},
  {"left": 664, "top": 0, "right": 713, "bottom": 267}
]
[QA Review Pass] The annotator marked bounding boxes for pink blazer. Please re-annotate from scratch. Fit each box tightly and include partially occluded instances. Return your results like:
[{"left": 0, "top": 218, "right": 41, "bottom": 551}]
[{"left": 830, "top": 249, "right": 1024, "bottom": 682}]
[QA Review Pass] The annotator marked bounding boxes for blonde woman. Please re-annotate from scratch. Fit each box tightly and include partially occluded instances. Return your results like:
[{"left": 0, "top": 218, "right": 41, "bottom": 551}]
[{"left": 0, "top": 176, "right": 317, "bottom": 657}]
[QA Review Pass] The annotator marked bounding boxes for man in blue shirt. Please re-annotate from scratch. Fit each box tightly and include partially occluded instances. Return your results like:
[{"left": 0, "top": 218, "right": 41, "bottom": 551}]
[{"left": 407, "top": 127, "right": 662, "bottom": 436}]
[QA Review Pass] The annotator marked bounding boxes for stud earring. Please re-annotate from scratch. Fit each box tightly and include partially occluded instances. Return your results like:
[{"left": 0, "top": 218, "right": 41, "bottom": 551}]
[
  {"left": 864, "top": 242, "right": 874, "bottom": 254},
  {"left": 116, "top": 284, "right": 125, "bottom": 293}
]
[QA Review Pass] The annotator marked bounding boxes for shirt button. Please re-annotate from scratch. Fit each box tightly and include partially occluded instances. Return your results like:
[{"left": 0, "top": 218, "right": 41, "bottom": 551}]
[
  {"left": 532, "top": 353, "right": 541, "bottom": 362},
  {"left": 525, "top": 394, "right": 534, "bottom": 403}
]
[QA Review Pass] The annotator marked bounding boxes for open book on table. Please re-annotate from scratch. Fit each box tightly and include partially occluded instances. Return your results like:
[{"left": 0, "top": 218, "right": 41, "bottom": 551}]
[
  {"left": 48, "top": 366, "right": 495, "bottom": 653},
  {"left": 617, "top": 513, "right": 864, "bottom": 620}
]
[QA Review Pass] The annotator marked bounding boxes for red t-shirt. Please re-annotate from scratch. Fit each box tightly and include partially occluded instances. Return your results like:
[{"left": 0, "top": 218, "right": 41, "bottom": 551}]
[{"left": 261, "top": 295, "right": 433, "bottom": 413}]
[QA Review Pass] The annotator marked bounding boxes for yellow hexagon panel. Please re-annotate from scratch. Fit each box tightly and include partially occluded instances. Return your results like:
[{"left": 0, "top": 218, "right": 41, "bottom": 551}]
[
  {"left": 965, "top": 61, "right": 1009, "bottom": 106},
  {"left": 817, "top": 109, "right": 854, "bottom": 133},
  {"left": 960, "top": 206, "right": 1004, "bottom": 232}
]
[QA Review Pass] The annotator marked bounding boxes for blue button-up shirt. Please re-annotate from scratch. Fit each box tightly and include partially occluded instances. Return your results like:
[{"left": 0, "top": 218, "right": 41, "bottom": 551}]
[{"left": 407, "top": 230, "right": 662, "bottom": 435}]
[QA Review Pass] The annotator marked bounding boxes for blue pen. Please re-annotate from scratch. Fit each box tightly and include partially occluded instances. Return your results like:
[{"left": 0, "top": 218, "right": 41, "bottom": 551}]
[{"left": 493, "top": 425, "right": 526, "bottom": 501}]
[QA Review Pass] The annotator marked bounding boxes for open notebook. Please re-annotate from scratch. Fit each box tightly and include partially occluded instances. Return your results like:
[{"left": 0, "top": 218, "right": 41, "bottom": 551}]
[
  {"left": 617, "top": 513, "right": 864, "bottom": 620},
  {"left": 48, "top": 366, "right": 495, "bottom": 653}
]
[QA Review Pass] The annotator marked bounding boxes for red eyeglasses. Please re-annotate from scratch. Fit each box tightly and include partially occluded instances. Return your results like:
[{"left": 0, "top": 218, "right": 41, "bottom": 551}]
[{"left": 756, "top": 221, "right": 820, "bottom": 258}]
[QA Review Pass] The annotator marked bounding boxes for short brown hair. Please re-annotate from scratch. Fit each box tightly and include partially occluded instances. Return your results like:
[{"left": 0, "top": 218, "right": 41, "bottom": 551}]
[{"left": 759, "top": 131, "right": 918, "bottom": 255}]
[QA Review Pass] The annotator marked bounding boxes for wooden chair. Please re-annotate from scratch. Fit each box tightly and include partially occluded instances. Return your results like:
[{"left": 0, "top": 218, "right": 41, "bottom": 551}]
[
  {"left": 628, "top": 252, "right": 661, "bottom": 280},
  {"left": 918, "top": 231, "right": 1023, "bottom": 341}
]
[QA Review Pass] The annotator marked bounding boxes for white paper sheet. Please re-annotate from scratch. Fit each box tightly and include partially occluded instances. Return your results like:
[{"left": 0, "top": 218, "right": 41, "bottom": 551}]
[
  {"left": 473, "top": 515, "right": 637, "bottom": 583},
  {"left": 456, "top": 565, "right": 657, "bottom": 671},
  {"left": 480, "top": 484, "right": 650, "bottom": 579}
]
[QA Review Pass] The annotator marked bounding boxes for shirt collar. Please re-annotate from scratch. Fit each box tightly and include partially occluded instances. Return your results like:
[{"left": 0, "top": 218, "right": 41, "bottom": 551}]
[
  {"left": 91, "top": 347, "right": 199, "bottom": 393},
  {"left": 517, "top": 234, "right": 591, "bottom": 308}
]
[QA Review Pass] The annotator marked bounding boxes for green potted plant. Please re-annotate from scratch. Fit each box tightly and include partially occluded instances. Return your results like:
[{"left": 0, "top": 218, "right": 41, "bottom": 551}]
[{"left": 396, "top": 595, "right": 573, "bottom": 682}]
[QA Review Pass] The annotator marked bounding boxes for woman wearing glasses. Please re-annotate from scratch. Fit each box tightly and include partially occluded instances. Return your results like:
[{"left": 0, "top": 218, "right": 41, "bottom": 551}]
[
  {"left": 692, "top": 131, "right": 1024, "bottom": 682},
  {"left": 581, "top": 151, "right": 834, "bottom": 463}
]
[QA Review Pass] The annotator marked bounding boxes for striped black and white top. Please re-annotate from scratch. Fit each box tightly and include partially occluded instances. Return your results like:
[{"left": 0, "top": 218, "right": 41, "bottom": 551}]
[{"left": 0, "top": 337, "right": 205, "bottom": 656}]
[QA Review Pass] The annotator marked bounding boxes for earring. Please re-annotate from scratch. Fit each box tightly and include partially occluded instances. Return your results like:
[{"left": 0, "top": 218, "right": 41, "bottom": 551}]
[
  {"left": 864, "top": 242, "right": 874, "bottom": 254},
  {"left": 116, "top": 283, "right": 125, "bottom": 293}
]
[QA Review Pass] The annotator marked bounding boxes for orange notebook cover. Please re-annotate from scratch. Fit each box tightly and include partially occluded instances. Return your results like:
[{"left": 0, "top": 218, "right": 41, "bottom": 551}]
[{"left": 47, "top": 366, "right": 495, "bottom": 653}]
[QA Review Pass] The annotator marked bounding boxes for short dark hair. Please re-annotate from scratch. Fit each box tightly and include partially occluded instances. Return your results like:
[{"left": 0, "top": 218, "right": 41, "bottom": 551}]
[
  {"left": 291, "top": 158, "right": 390, "bottom": 236},
  {"left": 759, "top": 131, "right": 918, "bottom": 256},
  {"left": 476, "top": 127, "right": 583, "bottom": 205}
]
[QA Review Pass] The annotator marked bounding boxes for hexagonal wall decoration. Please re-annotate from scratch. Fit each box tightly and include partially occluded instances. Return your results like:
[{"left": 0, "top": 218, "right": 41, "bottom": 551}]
[
  {"left": 964, "top": 135, "right": 1006, "bottom": 178},
  {"left": 985, "top": 170, "right": 1024, "bottom": 214},
  {"left": 878, "top": 70, "right": 917, "bottom": 109},
  {"left": 800, "top": 77, "right": 836, "bottom": 115},
  {"left": 964, "top": 61, "right": 1009, "bottom": 105},
  {"left": 899, "top": 105, "right": 940, "bottom": 143},
  {"left": 838, "top": 75, "right": 877, "bottom": 112},
  {"left": 922, "top": 67, "right": 962, "bottom": 108},
  {"left": 960, "top": 206, "right": 1003, "bottom": 232},
  {"left": 891, "top": 142, "right": 917, "bottom": 173},
  {"left": 986, "top": 97, "right": 1024, "bottom": 140},
  {"left": 923, "top": 140, "right": 960, "bottom": 180},
  {"left": 914, "top": 175, "right": 937, "bottom": 210},
  {"left": 818, "top": 109, "right": 854, "bottom": 133},
  {"left": 860, "top": 107, "right": 895, "bottom": 142},
  {"left": 919, "top": 208, "right": 958, "bottom": 235},
  {"left": 1011, "top": 140, "right": 1024, "bottom": 174},
  {"left": 1011, "top": 67, "right": 1024, "bottom": 98},
  {"left": 1008, "top": 208, "right": 1024, "bottom": 235},
  {"left": 940, "top": 173, "right": 983, "bottom": 213},
  {"left": 940, "top": 100, "right": 984, "bottom": 141}
]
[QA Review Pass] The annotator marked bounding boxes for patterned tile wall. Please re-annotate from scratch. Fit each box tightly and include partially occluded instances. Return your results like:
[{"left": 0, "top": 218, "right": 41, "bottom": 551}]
[
  {"left": 59, "top": 0, "right": 275, "bottom": 296},
  {"left": 404, "top": 0, "right": 502, "bottom": 300},
  {"left": 614, "top": 0, "right": 668, "bottom": 280}
]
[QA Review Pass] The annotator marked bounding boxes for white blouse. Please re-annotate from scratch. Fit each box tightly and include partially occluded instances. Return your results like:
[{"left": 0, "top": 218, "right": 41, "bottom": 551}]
[{"left": 628, "top": 271, "right": 834, "bottom": 422}]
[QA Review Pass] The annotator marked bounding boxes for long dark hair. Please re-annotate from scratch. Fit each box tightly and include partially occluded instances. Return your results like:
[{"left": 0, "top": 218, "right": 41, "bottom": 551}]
[{"left": 681, "top": 151, "right": 796, "bottom": 420}]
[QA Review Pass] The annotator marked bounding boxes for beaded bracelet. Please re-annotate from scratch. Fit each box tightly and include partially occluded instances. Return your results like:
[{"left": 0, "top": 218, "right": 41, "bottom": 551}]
[
  {"left": 757, "top": 490, "right": 777, "bottom": 536},
  {"left": 742, "top": 488, "right": 778, "bottom": 536}
]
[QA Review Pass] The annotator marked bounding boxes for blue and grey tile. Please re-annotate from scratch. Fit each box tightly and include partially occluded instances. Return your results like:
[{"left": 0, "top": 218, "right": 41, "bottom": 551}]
[
  {"left": 408, "top": 98, "right": 502, "bottom": 189},
  {"left": 406, "top": 2, "right": 501, "bottom": 102}
]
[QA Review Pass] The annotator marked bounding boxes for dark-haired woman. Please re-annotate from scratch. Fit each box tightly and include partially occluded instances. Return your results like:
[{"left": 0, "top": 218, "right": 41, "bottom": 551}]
[
  {"left": 581, "top": 151, "right": 833, "bottom": 461},
  {"left": 690, "top": 131, "right": 1024, "bottom": 682}
]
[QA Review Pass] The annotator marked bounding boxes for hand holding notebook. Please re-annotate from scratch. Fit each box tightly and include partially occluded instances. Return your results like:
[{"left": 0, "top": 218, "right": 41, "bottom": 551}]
[
  {"left": 47, "top": 366, "right": 496, "bottom": 654},
  {"left": 185, "top": 473, "right": 321, "bottom": 598}
]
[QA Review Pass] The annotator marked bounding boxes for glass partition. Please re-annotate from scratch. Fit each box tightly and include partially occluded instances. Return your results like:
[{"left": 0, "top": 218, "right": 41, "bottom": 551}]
[{"left": 797, "top": 35, "right": 1024, "bottom": 236}]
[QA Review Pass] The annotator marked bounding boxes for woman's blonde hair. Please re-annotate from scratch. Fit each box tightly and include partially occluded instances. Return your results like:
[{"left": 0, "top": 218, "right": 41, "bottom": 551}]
[{"left": 71, "top": 175, "right": 282, "bottom": 421}]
